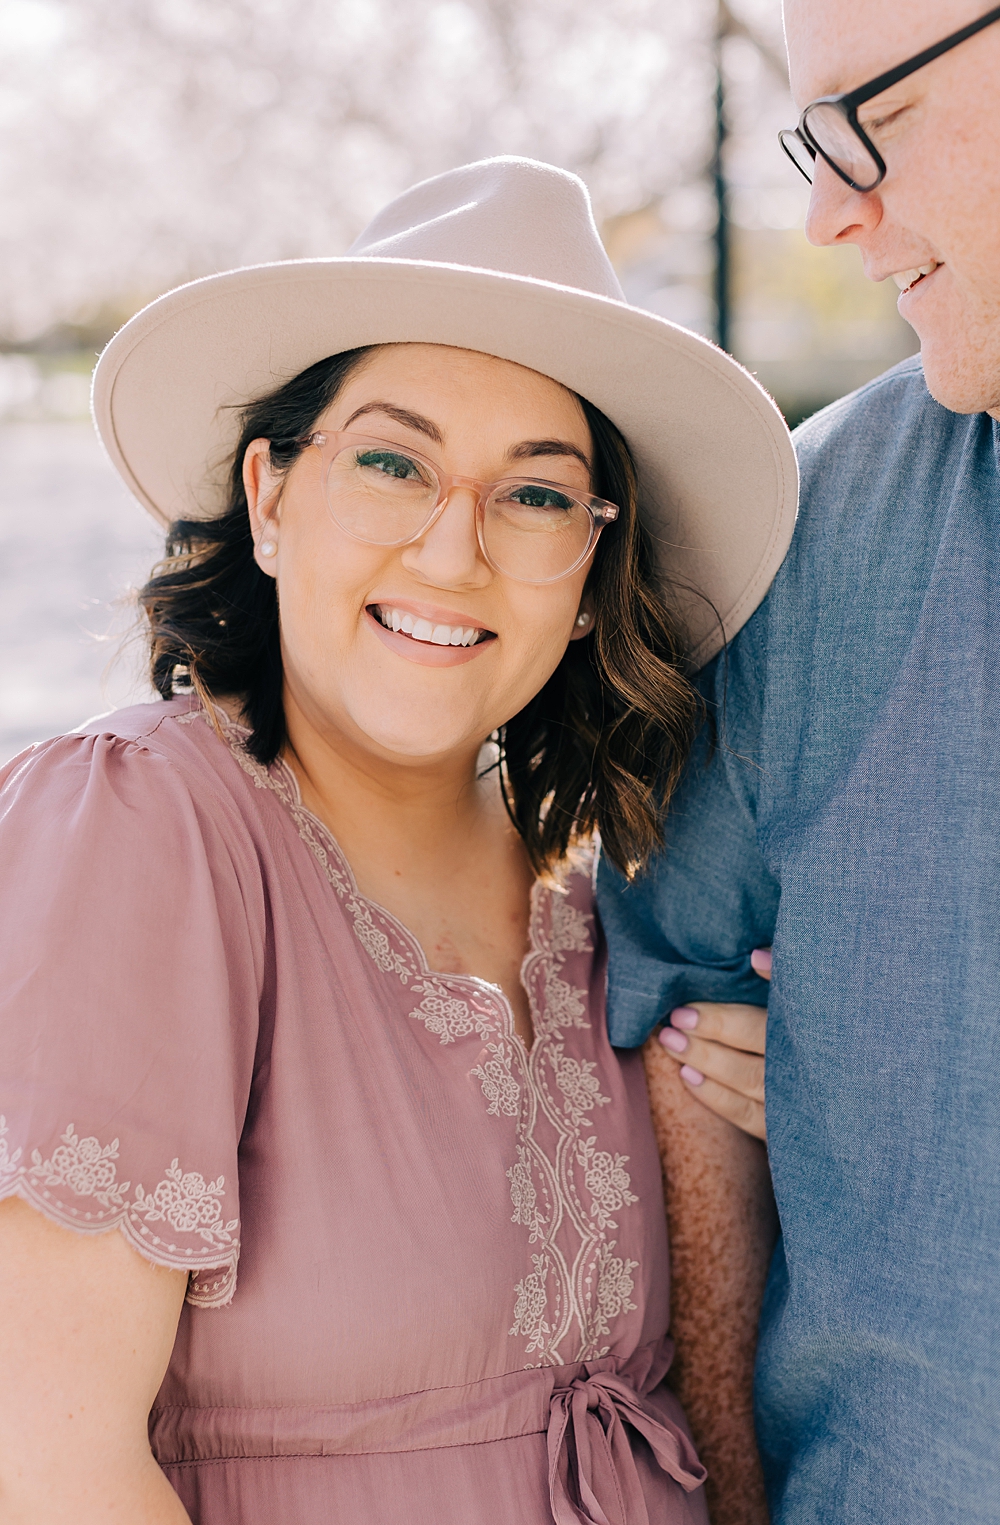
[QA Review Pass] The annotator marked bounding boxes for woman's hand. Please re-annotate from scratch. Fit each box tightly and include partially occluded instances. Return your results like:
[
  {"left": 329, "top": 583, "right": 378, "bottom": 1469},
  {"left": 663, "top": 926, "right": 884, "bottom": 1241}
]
[{"left": 656, "top": 948, "right": 771, "bottom": 1141}]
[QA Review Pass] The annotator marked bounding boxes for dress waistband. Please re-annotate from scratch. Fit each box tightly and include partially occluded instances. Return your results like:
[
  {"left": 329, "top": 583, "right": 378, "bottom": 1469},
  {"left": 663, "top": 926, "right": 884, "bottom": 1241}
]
[{"left": 151, "top": 1338, "right": 705, "bottom": 1519}]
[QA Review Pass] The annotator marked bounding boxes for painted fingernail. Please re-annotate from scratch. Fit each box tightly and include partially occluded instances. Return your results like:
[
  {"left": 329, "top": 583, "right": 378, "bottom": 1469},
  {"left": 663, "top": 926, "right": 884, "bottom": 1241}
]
[
  {"left": 751, "top": 948, "right": 772, "bottom": 975},
  {"left": 659, "top": 1027, "right": 688, "bottom": 1054},
  {"left": 671, "top": 1006, "right": 699, "bottom": 1031},
  {"left": 680, "top": 1065, "right": 705, "bottom": 1086}
]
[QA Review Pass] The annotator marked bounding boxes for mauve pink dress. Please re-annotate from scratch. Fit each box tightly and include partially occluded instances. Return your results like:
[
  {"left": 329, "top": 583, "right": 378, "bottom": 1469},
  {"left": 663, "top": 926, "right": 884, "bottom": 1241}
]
[{"left": 0, "top": 697, "right": 708, "bottom": 1525}]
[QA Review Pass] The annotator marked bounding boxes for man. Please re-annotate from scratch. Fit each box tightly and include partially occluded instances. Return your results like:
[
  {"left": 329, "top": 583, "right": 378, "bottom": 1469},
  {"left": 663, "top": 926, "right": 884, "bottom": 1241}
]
[{"left": 597, "top": 3, "right": 1000, "bottom": 1520}]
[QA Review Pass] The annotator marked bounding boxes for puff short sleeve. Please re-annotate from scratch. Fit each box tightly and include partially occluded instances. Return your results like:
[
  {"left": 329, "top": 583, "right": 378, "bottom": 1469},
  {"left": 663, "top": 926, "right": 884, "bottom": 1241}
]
[{"left": 0, "top": 729, "right": 263, "bottom": 1305}]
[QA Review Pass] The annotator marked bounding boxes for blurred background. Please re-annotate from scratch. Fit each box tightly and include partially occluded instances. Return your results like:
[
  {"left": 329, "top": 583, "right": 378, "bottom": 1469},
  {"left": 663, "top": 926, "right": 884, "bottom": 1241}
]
[{"left": 0, "top": 0, "right": 917, "bottom": 762}]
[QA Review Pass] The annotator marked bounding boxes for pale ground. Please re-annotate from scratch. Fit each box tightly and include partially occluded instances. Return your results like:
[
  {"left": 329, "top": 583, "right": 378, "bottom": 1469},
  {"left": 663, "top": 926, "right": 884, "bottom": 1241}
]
[{"left": 0, "top": 422, "right": 164, "bottom": 765}]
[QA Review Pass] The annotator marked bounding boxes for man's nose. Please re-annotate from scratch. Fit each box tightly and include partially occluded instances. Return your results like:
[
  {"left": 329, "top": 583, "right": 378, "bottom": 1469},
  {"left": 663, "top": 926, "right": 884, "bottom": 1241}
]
[
  {"left": 400, "top": 486, "right": 489, "bottom": 586},
  {"left": 804, "top": 158, "right": 883, "bottom": 249}
]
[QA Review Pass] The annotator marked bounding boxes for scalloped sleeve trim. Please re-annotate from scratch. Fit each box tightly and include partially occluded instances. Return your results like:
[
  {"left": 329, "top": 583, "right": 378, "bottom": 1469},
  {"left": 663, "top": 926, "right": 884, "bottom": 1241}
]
[{"left": 0, "top": 1117, "right": 239, "bottom": 1308}]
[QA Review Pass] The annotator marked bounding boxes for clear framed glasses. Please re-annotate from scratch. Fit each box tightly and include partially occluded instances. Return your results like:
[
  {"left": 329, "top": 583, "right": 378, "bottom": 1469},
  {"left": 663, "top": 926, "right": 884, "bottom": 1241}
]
[
  {"left": 297, "top": 431, "right": 619, "bottom": 585},
  {"left": 779, "top": 4, "right": 1000, "bottom": 192}
]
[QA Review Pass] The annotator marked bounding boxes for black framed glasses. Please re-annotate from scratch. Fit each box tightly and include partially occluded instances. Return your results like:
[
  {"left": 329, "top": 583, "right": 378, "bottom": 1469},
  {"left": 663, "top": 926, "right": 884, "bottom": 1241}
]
[{"left": 779, "top": 4, "right": 1000, "bottom": 192}]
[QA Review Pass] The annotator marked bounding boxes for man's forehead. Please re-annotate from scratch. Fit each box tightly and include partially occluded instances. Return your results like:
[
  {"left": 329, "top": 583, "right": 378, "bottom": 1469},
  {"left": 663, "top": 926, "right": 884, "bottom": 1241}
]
[{"left": 783, "top": 0, "right": 986, "bottom": 103}]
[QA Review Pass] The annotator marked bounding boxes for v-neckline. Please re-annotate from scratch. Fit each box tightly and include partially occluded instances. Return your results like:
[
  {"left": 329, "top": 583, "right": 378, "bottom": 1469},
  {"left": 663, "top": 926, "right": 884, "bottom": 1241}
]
[{"left": 205, "top": 704, "right": 550, "bottom": 1058}]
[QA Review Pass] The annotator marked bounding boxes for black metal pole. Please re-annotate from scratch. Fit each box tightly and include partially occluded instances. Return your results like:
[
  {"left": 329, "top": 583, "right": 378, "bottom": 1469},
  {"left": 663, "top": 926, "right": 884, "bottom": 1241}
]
[{"left": 712, "top": 24, "right": 730, "bottom": 352}]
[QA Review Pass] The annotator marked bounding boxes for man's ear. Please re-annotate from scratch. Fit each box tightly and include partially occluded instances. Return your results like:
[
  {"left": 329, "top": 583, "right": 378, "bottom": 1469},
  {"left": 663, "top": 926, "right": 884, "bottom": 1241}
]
[
  {"left": 569, "top": 594, "right": 595, "bottom": 641},
  {"left": 243, "top": 438, "right": 284, "bottom": 577}
]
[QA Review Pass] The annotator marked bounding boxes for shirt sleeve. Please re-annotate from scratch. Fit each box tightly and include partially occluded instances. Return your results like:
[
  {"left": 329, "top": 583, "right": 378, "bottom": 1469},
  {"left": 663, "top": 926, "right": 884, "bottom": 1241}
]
[
  {"left": 597, "top": 627, "right": 780, "bottom": 1048},
  {"left": 0, "top": 730, "right": 262, "bottom": 1306}
]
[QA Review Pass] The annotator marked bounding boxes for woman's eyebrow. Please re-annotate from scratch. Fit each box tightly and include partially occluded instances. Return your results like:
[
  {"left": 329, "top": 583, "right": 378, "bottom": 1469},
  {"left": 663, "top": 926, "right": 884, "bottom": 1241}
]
[
  {"left": 339, "top": 409, "right": 590, "bottom": 474},
  {"left": 508, "top": 439, "right": 592, "bottom": 472},
  {"left": 342, "top": 402, "right": 443, "bottom": 444}
]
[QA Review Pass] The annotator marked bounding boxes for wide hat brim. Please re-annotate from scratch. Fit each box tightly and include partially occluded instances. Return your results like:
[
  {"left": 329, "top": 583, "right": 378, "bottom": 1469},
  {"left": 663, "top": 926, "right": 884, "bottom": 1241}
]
[{"left": 92, "top": 256, "right": 797, "bottom": 668}]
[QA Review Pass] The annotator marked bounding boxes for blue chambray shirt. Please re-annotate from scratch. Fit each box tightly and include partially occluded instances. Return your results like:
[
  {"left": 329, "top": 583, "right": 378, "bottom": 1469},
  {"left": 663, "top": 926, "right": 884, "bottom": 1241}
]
[{"left": 597, "top": 356, "right": 1000, "bottom": 1524}]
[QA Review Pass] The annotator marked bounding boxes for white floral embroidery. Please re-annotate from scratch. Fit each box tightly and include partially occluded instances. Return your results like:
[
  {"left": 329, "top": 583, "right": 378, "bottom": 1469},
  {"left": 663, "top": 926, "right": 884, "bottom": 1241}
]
[
  {"left": 594, "top": 1242, "right": 638, "bottom": 1336},
  {"left": 471, "top": 1042, "right": 521, "bottom": 1118},
  {"left": 133, "top": 1160, "right": 238, "bottom": 1250},
  {"left": 549, "top": 895, "right": 593, "bottom": 956},
  {"left": 507, "top": 1146, "right": 546, "bottom": 1242},
  {"left": 408, "top": 980, "right": 478, "bottom": 1044},
  {"left": 540, "top": 970, "right": 589, "bottom": 1031},
  {"left": 577, "top": 1137, "right": 638, "bottom": 1230},
  {"left": 351, "top": 913, "right": 398, "bottom": 973},
  {"left": 551, "top": 1047, "right": 610, "bottom": 1127},
  {"left": 199, "top": 711, "right": 643, "bottom": 1365},
  {"left": 507, "top": 869, "right": 640, "bottom": 1363},
  {"left": 0, "top": 1117, "right": 22, "bottom": 1187},
  {"left": 526, "top": 884, "right": 595, "bottom": 1040},
  {"left": 0, "top": 1111, "right": 239, "bottom": 1307},
  {"left": 213, "top": 722, "right": 423, "bottom": 983},
  {"left": 29, "top": 1124, "right": 130, "bottom": 1209},
  {"left": 510, "top": 1253, "right": 552, "bottom": 1353}
]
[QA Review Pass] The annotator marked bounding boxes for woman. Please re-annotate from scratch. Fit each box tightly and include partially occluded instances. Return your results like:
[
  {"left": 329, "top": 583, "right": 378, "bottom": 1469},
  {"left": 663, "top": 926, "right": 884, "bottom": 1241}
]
[{"left": 0, "top": 158, "right": 795, "bottom": 1524}]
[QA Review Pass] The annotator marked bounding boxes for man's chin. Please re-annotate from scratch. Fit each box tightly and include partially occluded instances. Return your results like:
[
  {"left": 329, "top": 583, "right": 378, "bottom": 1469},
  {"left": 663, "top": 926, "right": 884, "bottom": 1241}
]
[{"left": 916, "top": 339, "right": 1000, "bottom": 419}]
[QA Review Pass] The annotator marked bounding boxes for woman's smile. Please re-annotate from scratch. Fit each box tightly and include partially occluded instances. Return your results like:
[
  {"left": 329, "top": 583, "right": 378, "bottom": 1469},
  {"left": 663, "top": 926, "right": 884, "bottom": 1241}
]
[{"left": 364, "top": 595, "right": 498, "bottom": 667}]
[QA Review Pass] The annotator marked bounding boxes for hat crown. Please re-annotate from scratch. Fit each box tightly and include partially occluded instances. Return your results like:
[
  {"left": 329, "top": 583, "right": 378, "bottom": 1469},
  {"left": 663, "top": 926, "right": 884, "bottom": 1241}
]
[{"left": 347, "top": 156, "right": 626, "bottom": 303}]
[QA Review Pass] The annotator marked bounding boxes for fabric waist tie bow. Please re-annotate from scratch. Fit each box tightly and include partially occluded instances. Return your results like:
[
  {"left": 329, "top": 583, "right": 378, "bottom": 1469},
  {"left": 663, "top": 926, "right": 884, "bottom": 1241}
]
[{"left": 547, "top": 1369, "right": 707, "bottom": 1525}]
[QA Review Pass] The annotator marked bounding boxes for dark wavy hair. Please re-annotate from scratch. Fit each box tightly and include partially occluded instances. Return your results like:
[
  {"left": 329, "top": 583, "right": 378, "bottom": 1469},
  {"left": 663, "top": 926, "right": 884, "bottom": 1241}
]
[{"left": 138, "top": 346, "right": 702, "bottom": 878}]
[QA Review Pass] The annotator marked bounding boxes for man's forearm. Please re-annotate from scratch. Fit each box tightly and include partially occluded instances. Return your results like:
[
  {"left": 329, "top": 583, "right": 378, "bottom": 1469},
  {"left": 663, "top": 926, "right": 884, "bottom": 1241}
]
[{"left": 644, "top": 1037, "right": 778, "bottom": 1525}]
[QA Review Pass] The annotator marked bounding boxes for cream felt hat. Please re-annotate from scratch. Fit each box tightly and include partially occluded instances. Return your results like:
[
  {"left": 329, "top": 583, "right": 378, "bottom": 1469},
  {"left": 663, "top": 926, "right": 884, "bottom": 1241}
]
[{"left": 92, "top": 155, "right": 797, "bottom": 667}]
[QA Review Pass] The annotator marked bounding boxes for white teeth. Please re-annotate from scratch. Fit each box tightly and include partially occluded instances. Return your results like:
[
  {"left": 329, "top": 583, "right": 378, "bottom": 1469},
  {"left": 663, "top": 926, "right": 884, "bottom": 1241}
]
[
  {"left": 892, "top": 261, "right": 939, "bottom": 292},
  {"left": 374, "top": 606, "right": 485, "bottom": 648}
]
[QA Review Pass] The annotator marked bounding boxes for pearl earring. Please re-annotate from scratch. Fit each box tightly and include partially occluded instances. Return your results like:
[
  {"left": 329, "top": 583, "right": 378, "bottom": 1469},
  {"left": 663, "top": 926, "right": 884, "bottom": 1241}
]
[
  {"left": 259, "top": 539, "right": 277, "bottom": 558},
  {"left": 575, "top": 611, "right": 590, "bottom": 627}
]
